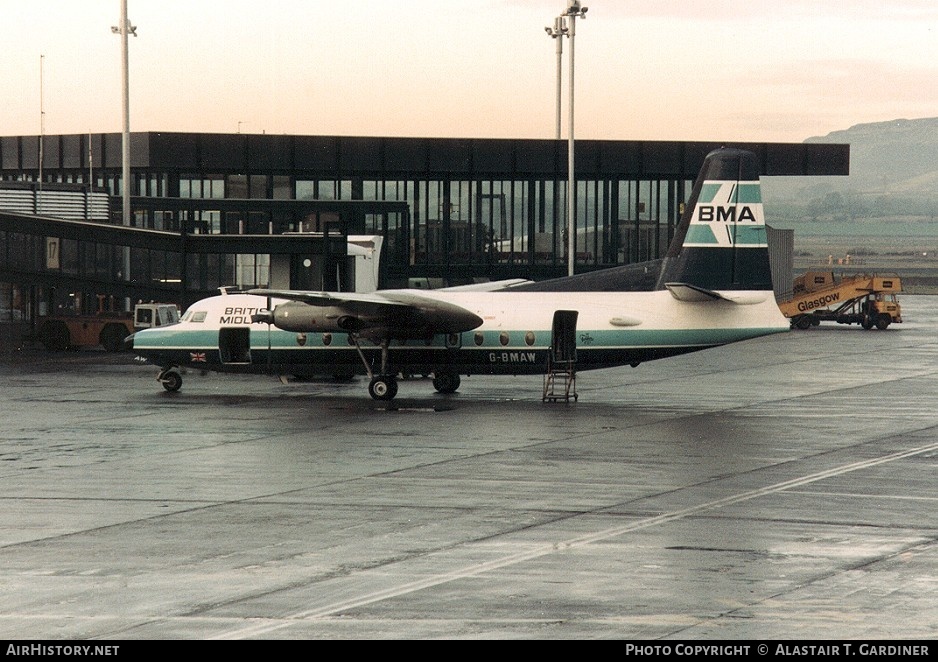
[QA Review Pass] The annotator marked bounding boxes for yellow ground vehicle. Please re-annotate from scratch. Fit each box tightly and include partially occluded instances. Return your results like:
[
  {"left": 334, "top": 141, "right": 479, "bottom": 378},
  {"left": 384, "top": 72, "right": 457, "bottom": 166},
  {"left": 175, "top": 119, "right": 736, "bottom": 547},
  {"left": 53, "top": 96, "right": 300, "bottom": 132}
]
[
  {"left": 778, "top": 271, "right": 902, "bottom": 330},
  {"left": 38, "top": 300, "right": 180, "bottom": 351}
]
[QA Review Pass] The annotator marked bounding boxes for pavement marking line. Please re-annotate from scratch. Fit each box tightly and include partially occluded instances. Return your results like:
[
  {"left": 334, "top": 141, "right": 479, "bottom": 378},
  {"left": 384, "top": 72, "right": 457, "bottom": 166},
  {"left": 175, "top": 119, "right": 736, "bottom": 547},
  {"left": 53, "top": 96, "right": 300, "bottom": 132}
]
[{"left": 211, "top": 438, "right": 938, "bottom": 639}]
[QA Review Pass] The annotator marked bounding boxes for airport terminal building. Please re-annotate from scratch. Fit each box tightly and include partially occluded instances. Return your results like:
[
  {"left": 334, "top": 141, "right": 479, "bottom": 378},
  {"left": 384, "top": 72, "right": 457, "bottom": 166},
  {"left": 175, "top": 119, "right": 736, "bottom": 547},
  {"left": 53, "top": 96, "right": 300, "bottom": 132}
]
[{"left": 0, "top": 132, "right": 848, "bottom": 326}]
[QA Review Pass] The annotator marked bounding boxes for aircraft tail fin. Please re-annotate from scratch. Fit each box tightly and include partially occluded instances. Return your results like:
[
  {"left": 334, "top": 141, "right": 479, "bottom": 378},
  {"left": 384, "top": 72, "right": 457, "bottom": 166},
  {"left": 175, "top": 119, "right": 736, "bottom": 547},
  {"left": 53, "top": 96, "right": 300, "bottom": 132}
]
[
  {"left": 656, "top": 148, "right": 773, "bottom": 292},
  {"left": 506, "top": 147, "right": 774, "bottom": 295}
]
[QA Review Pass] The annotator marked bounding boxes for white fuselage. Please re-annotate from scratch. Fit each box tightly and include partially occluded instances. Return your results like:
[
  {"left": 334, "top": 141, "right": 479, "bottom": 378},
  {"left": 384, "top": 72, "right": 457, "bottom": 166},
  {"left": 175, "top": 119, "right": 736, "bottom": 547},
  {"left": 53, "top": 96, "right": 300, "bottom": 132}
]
[{"left": 131, "top": 288, "right": 788, "bottom": 378}]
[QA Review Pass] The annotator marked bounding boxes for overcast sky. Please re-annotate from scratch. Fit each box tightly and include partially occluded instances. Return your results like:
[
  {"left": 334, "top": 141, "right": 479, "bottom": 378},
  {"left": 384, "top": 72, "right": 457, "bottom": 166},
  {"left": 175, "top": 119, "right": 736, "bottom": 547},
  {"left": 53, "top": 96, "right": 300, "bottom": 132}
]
[{"left": 5, "top": 0, "right": 938, "bottom": 143}]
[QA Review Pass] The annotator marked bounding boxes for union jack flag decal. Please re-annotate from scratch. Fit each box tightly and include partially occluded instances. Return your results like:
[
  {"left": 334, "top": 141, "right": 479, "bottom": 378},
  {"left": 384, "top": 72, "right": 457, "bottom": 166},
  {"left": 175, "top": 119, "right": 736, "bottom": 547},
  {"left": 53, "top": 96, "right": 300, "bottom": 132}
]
[{"left": 190, "top": 352, "right": 207, "bottom": 362}]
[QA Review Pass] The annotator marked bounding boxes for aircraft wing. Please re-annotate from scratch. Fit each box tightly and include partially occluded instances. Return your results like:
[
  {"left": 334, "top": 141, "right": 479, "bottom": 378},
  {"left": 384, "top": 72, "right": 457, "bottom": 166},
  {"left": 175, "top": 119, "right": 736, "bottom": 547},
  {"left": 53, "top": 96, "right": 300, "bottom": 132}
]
[
  {"left": 438, "top": 278, "right": 533, "bottom": 292},
  {"left": 248, "top": 288, "right": 483, "bottom": 336},
  {"left": 250, "top": 289, "right": 407, "bottom": 310}
]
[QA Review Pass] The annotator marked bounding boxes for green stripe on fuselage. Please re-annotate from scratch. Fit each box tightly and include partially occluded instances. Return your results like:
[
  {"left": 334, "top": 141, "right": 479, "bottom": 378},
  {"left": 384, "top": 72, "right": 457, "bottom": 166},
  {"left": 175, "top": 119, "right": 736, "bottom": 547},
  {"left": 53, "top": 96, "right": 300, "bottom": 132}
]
[{"left": 134, "top": 326, "right": 785, "bottom": 355}]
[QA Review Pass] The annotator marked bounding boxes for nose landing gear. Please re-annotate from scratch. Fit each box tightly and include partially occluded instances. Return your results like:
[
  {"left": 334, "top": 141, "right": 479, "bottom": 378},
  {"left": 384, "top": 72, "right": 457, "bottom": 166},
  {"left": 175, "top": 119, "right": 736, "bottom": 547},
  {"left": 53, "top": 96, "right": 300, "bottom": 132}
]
[{"left": 157, "top": 367, "right": 182, "bottom": 392}]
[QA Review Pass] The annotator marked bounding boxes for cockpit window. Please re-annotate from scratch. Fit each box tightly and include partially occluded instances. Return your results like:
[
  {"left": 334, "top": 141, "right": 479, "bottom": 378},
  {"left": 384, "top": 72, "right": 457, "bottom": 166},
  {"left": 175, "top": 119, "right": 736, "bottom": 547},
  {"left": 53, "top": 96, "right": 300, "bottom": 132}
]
[{"left": 191, "top": 311, "right": 208, "bottom": 323}]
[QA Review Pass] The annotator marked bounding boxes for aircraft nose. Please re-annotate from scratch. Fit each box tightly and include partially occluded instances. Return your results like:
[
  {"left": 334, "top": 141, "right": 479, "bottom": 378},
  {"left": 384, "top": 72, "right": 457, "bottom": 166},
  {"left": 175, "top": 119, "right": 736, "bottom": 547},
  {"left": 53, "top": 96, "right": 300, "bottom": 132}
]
[{"left": 123, "top": 332, "right": 135, "bottom": 351}]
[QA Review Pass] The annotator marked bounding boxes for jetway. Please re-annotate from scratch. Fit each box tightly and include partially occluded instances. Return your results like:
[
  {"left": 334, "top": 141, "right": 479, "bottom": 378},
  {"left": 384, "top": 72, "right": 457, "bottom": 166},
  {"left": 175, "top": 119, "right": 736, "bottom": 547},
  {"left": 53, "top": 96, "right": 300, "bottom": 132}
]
[{"left": 0, "top": 209, "right": 387, "bottom": 342}]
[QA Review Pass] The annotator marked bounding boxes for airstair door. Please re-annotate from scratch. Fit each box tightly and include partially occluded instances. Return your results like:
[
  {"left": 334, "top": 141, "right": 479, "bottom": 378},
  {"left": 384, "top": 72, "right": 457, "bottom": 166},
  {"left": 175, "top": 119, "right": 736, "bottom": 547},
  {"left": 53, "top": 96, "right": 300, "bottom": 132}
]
[
  {"left": 219, "top": 327, "right": 252, "bottom": 364},
  {"left": 551, "top": 310, "right": 578, "bottom": 363},
  {"left": 544, "top": 310, "right": 578, "bottom": 402}
]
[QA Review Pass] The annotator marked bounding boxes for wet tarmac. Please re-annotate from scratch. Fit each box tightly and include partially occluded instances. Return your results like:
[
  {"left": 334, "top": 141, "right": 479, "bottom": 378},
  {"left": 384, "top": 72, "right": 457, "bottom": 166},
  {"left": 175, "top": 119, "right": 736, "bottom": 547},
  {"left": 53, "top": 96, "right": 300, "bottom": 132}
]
[{"left": 1, "top": 297, "right": 937, "bottom": 640}]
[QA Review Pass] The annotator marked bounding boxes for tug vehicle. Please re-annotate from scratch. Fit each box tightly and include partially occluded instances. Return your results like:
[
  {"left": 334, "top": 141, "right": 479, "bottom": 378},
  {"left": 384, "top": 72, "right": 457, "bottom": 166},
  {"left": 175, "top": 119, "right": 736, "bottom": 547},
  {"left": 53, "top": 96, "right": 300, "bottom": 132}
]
[{"left": 38, "top": 300, "right": 179, "bottom": 351}]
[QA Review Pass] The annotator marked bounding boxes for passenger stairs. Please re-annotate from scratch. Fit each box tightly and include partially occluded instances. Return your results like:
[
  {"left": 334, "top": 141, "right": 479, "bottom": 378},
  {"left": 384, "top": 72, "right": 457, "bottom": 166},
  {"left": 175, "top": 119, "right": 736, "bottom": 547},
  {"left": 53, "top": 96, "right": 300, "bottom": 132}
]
[
  {"left": 543, "top": 310, "right": 578, "bottom": 402},
  {"left": 542, "top": 356, "right": 577, "bottom": 402}
]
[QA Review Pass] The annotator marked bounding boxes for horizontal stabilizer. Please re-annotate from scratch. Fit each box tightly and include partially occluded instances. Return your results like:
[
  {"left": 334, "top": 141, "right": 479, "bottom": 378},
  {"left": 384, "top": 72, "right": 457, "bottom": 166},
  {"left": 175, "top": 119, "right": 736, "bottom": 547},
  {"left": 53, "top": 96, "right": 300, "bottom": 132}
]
[{"left": 666, "top": 283, "right": 767, "bottom": 305}]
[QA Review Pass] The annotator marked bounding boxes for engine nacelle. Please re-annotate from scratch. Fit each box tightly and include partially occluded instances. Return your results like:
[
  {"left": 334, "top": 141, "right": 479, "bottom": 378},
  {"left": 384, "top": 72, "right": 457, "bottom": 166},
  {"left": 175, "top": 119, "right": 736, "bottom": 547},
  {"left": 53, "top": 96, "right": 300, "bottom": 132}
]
[{"left": 270, "top": 301, "right": 359, "bottom": 333}]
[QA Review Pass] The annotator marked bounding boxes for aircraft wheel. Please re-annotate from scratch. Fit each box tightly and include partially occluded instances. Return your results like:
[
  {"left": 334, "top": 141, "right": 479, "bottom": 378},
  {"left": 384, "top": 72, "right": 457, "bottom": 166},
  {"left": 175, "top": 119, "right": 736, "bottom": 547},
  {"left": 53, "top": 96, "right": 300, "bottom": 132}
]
[
  {"left": 432, "top": 372, "right": 461, "bottom": 394},
  {"left": 368, "top": 376, "right": 398, "bottom": 401},
  {"left": 160, "top": 370, "right": 183, "bottom": 392}
]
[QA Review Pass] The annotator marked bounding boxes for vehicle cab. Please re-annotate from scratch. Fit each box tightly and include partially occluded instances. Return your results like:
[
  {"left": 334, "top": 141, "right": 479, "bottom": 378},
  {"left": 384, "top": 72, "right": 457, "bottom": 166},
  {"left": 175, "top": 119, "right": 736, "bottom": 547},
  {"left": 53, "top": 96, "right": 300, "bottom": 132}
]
[{"left": 134, "top": 303, "right": 181, "bottom": 330}]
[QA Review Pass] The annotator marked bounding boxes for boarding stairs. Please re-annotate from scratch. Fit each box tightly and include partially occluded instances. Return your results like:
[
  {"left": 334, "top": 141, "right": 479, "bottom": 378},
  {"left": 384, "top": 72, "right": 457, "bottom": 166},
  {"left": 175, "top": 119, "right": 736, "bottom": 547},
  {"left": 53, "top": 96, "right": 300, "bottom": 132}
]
[
  {"left": 542, "top": 310, "right": 578, "bottom": 402},
  {"left": 543, "top": 356, "right": 577, "bottom": 402}
]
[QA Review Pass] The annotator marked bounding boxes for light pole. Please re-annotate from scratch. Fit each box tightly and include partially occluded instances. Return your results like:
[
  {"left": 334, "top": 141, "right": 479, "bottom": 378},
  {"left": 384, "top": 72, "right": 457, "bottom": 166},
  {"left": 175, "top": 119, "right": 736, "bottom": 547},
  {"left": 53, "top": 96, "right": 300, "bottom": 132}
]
[
  {"left": 39, "top": 54, "right": 45, "bottom": 215},
  {"left": 564, "top": 1, "right": 587, "bottom": 277},
  {"left": 111, "top": 0, "right": 137, "bottom": 228},
  {"left": 544, "top": 17, "right": 566, "bottom": 140},
  {"left": 112, "top": 0, "right": 136, "bottom": 309}
]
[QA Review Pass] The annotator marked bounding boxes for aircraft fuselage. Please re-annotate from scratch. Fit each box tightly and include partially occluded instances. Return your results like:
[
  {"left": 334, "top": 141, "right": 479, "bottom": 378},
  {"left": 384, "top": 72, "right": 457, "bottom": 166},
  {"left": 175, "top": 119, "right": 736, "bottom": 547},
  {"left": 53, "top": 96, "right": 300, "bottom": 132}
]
[{"left": 130, "top": 289, "right": 787, "bottom": 380}]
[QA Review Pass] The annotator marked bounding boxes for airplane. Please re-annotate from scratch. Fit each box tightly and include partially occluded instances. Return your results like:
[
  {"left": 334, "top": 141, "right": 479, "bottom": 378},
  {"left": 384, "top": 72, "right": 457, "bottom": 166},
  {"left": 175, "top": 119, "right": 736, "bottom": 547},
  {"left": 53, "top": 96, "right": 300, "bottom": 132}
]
[{"left": 125, "top": 147, "right": 790, "bottom": 401}]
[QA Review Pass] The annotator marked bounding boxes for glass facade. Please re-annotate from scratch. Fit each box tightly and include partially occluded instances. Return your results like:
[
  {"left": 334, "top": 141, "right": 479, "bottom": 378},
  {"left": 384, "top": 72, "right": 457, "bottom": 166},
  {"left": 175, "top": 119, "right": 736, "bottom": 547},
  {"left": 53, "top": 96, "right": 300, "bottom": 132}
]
[
  {"left": 339, "top": 175, "right": 687, "bottom": 278},
  {"left": 3, "top": 167, "right": 689, "bottom": 278},
  {"left": 0, "top": 132, "right": 849, "bottom": 302}
]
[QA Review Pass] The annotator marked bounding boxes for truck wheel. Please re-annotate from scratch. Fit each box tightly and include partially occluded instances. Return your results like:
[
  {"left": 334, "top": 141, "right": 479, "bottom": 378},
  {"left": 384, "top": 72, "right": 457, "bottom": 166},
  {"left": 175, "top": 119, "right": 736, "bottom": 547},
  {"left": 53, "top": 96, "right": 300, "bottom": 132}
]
[
  {"left": 861, "top": 315, "right": 874, "bottom": 330},
  {"left": 794, "top": 316, "right": 812, "bottom": 330},
  {"left": 876, "top": 315, "right": 890, "bottom": 330},
  {"left": 100, "top": 323, "right": 129, "bottom": 352},
  {"left": 40, "top": 321, "right": 70, "bottom": 351}
]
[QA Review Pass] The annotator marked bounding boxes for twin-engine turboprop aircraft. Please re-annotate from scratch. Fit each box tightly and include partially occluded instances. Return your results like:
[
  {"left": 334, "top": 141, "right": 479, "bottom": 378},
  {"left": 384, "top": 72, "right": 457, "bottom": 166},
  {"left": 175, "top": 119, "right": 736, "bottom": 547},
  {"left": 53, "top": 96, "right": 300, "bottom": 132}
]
[{"left": 126, "top": 148, "right": 789, "bottom": 400}]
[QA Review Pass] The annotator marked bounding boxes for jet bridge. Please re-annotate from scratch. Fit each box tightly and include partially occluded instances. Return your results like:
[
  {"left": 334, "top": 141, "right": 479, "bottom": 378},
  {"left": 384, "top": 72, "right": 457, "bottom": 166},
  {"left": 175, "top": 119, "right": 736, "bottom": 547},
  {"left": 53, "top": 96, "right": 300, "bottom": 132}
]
[{"left": 0, "top": 209, "right": 387, "bottom": 343}]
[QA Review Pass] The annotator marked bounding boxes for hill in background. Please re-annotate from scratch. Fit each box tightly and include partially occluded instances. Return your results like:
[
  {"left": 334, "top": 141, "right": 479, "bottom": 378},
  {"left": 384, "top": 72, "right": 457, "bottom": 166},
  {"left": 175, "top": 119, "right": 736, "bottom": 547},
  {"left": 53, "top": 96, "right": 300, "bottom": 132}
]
[
  {"left": 762, "top": 117, "right": 938, "bottom": 228},
  {"left": 807, "top": 118, "right": 938, "bottom": 192},
  {"left": 763, "top": 117, "right": 938, "bottom": 220},
  {"left": 761, "top": 118, "right": 938, "bottom": 284}
]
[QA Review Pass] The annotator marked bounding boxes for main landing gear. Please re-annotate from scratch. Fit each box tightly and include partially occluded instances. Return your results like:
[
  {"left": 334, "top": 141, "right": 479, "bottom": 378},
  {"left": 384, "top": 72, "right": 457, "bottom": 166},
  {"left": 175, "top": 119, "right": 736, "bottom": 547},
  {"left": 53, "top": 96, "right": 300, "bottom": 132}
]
[
  {"left": 350, "top": 333, "right": 461, "bottom": 401},
  {"left": 368, "top": 375, "right": 398, "bottom": 400},
  {"left": 432, "top": 372, "right": 460, "bottom": 394},
  {"left": 350, "top": 334, "right": 398, "bottom": 401}
]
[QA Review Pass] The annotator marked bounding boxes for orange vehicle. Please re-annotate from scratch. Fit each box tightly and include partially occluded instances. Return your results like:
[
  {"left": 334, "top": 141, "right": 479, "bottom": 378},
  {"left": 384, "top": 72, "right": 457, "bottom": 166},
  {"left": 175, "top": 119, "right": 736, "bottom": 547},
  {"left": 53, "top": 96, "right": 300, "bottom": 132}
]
[
  {"left": 38, "top": 300, "right": 180, "bottom": 351},
  {"left": 778, "top": 271, "right": 902, "bottom": 330}
]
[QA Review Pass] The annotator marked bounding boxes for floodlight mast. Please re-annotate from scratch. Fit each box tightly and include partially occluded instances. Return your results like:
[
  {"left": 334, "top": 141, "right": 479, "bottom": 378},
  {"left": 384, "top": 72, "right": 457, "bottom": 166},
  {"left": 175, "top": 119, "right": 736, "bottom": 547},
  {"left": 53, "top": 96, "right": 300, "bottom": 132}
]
[
  {"left": 39, "top": 54, "right": 44, "bottom": 214},
  {"left": 111, "top": 0, "right": 137, "bottom": 229},
  {"left": 564, "top": 1, "right": 587, "bottom": 277},
  {"left": 544, "top": 17, "right": 567, "bottom": 140},
  {"left": 111, "top": 0, "right": 137, "bottom": 309}
]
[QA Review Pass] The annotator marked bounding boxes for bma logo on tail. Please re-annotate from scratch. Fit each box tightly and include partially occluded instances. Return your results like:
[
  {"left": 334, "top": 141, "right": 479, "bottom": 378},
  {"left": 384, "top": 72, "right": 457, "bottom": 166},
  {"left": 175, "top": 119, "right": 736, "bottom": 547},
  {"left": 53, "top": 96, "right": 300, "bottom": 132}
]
[{"left": 684, "top": 180, "right": 767, "bottom": 248}]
